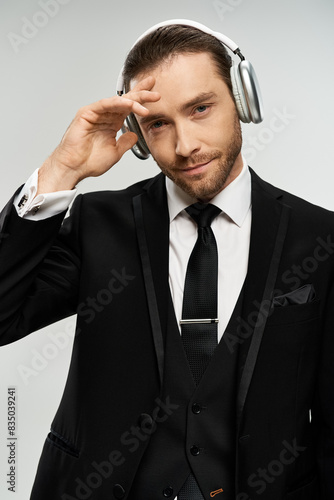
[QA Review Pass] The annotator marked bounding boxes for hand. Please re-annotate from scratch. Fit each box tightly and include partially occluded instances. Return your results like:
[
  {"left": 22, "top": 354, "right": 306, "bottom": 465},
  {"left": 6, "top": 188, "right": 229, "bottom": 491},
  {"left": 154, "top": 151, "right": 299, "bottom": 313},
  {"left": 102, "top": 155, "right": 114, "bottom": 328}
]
[{"left": 37, "top": 76, "right": 160, "bottom": 193}]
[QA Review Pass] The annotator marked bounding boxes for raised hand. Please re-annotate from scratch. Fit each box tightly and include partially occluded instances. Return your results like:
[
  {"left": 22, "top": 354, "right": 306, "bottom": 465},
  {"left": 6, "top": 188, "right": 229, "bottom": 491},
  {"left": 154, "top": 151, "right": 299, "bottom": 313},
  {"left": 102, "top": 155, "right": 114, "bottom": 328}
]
[{"left": 37, "top": 76, "right": 160, "bottom": 194}]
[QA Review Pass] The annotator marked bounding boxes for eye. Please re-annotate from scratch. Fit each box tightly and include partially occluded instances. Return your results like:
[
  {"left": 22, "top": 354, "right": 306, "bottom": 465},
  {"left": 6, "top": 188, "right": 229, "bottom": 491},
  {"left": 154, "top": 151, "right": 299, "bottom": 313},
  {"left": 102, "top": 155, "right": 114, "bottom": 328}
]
[
  {"left": 196, "top": 105, "right": 208, "bottom": 113},
  {"left": 151, "top": 121, "right": 164, "bottom": 129}
]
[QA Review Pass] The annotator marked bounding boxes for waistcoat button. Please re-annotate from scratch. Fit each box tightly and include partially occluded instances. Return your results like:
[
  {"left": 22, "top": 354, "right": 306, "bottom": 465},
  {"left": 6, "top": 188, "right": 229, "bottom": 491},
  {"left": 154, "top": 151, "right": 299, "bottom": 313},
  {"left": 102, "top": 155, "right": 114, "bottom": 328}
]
[
  {"left": 238, "top": 434, "right": 250, "bottom": 445},
  {"left": 113, "top": 484, "right": 126, "bottom": 499},
  {"left": 192, "top": 403, "right": 202, "bottom": 414},
  {"left": 163, "top": 486, "right": 174, "bottom": 497},
  {"left": 190, "top": 445, "right": 200, "bottom": 456}
]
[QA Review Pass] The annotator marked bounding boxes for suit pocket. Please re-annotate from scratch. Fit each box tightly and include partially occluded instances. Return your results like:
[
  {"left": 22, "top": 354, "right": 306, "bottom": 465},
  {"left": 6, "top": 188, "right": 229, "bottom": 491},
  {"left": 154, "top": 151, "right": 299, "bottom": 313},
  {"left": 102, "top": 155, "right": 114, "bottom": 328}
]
[
  {"left": 260, "top": 299, "right": 321, "bottom": 359},
  {"left": 46, "top": 429, "right": 79, "bottom": 458},
  {"left": 286, "top": 474, "right": 319, "bottom": 499},
  {"left": 267, "top": 297, "right": 320, "bottom": 328}
]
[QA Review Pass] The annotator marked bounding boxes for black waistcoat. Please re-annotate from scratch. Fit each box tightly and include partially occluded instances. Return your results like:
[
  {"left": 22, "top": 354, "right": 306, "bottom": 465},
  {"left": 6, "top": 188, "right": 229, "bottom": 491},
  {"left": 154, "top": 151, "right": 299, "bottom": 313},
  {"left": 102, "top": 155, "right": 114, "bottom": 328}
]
[{"left": 128, "top": 288, "right": 243, "bottom": 500}]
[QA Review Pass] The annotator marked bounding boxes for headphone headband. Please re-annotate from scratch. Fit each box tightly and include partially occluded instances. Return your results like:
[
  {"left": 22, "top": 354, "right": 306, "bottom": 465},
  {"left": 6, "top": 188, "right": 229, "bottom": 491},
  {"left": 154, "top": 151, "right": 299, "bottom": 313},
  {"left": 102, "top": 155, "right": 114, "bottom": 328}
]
[{"left": 116, "top": 19, "right": 244, "bottom": 94}]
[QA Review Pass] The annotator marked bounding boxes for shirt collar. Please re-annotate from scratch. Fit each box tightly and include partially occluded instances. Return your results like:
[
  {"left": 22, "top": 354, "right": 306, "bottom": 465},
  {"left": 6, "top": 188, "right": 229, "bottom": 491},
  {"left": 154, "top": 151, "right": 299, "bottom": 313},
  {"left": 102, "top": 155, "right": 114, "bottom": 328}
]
[{"left": 165, "top": 156, "right": 251, "bottom": 227}]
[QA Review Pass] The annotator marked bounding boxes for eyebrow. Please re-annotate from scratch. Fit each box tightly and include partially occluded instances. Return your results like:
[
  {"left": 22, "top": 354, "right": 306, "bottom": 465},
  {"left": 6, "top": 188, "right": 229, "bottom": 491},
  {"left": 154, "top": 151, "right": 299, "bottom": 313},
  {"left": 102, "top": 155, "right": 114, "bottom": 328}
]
[
  {"left": 180, "top": 91, "right": 218, "bottom": 112},
  {"left": 138, "top": 91, "right": 218, "bottom": 126}
]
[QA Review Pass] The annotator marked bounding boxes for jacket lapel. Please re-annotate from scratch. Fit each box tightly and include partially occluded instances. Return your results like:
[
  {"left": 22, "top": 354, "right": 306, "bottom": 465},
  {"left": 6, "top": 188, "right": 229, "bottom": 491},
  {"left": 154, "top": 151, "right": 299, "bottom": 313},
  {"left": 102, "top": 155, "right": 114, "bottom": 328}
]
[
  {"left": 236, "top": 169, "right": 290, "bottom": 428},
  {"left": 132, "top": 173, "right": 170, "bottom": 389}
]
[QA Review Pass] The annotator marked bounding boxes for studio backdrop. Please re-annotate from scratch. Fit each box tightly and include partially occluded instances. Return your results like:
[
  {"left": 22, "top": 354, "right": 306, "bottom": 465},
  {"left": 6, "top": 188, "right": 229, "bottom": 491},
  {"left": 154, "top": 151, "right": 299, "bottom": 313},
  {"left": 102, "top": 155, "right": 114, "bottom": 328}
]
[{"left": 0, "top": 0, "right": 333, "bottom": 498}]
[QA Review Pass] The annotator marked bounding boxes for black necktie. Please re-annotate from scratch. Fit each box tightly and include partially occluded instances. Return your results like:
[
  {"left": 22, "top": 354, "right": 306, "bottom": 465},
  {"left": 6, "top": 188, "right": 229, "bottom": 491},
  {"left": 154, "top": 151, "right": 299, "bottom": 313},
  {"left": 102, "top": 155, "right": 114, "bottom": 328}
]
[
  {"left": 181, "top": 202, "right": 221, "bottom": 384},
  {"left": 179, "top": 203, "right": 221, "bottom": 500}
]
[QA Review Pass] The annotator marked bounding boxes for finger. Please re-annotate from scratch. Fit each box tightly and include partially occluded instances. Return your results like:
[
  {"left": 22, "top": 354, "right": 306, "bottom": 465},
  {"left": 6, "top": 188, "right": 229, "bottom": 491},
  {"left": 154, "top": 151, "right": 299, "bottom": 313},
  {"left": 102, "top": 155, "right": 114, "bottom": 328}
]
[
  {"left": 124, "top": 75, "right": 161, "bottom": 105},
  {"left": 128, "top": 75, "right": 156, "bottom": 92},
  {"left": 117, "top": 94, "right": 160, "bottom": 116},
  {"left": 80, "top": 91, "right": 159, "bottom": 123},
  {"left": 115, "top": 131, "right": 138, "bottom": 158},
  {"left": 125, "top": 89, "right": 161, "bottom": 106},
  {"left": 76, "top": 100, "right": 143, "bottom": 129}
]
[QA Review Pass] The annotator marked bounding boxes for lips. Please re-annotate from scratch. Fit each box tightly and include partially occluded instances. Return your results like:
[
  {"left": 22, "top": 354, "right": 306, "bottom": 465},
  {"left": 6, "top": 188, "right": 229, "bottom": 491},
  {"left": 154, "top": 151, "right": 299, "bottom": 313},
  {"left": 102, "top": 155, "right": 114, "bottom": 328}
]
[{"left": 181, "top": 158, "right": 215, "bottom": 175}]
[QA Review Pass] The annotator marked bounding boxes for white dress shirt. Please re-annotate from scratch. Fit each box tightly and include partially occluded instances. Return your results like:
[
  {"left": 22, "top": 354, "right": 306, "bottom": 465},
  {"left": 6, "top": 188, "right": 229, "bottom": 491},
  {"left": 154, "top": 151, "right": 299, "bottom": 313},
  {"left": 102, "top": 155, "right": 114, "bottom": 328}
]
[
  {"left": 15, "top": 169, "right": 77, "bottom": 220},
  {"left": 15, "top": 159, "right": 252, "bottom": 342},
  {"left": 167, "top": 159, "right": 252, "bottom": 341}
]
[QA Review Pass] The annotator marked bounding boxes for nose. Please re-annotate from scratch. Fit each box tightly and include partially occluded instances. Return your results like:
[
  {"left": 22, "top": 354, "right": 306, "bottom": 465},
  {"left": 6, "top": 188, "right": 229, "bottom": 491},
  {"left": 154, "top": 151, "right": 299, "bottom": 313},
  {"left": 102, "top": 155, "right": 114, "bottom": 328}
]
[{"left": 175, "top": 122, "right": 201, "bottom": 158}]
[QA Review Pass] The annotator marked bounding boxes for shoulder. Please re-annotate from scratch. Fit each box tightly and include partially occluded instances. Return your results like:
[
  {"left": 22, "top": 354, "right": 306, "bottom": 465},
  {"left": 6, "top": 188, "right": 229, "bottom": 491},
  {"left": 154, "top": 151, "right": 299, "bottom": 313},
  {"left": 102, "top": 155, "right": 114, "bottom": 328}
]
[
  {"left": 250, "top": 167, "right": 334, "bottom": 223},
  {"left": 82, "top": 173, "right": 163, "bottom": 203},
  {"left": 70, "top": 172, "right": 165, "bottom": 215}
]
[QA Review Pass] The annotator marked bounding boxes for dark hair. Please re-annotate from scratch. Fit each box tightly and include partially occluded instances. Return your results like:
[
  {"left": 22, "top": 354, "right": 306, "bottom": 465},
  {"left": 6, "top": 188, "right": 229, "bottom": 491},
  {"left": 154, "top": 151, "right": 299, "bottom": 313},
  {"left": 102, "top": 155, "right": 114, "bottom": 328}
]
[{"left": 122, "top": 24, "right": 233, "bottom": 93}]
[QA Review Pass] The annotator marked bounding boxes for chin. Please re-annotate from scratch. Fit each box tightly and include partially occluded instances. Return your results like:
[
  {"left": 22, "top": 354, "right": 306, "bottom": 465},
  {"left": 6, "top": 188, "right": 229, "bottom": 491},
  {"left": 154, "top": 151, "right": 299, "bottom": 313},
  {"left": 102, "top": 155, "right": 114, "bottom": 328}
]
[
  {"left": 178, "top": 170, "right": 232, "bottom": 200},
  {"left": 175, "top": 179, "right": 223, "bottom": 201}
]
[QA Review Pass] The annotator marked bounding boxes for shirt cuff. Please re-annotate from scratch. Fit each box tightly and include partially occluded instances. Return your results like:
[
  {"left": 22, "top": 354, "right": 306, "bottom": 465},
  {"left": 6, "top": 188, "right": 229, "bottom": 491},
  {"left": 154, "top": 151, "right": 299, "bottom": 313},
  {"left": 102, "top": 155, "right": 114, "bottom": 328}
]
[{"left": 14, "top": 169, "right": 77, "bottom": 221}]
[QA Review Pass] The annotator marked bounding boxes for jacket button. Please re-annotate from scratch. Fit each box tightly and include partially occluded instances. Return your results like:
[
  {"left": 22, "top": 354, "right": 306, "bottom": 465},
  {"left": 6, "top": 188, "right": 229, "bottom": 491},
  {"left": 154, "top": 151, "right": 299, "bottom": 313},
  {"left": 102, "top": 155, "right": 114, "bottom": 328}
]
[
  {"left": 192, "top": 403, "right": 202, "bottom": 414},
  {"left": 163, "top": 486, "right": 174, "bottom": 497},
  {"left": 113, "top": 484, "right": 126, "bottom": 499},
  {"left": 138, "top": 413, "right": 155, "bottom": 432},
  {"left": 190, "top": 445, "right": 200, "bottom": 456}
]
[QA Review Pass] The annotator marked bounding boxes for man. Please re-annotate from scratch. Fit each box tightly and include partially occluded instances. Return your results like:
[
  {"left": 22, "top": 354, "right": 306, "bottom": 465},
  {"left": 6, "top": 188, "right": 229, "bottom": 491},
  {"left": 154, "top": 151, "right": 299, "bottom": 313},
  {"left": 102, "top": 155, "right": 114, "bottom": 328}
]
[{"left": 0, "top": 20, "right": 333, "bottom": 500}]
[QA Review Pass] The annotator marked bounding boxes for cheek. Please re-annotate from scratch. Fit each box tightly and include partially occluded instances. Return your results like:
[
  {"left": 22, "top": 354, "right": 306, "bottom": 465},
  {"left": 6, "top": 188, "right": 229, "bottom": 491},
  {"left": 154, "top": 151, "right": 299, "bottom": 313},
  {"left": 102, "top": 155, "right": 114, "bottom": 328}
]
[
  {"left": 146, "top": 140, "right": 169, "bottom": 167},
  {"left": 213, "top": 116, "right": 239, "bottom": 145},
  {"left": 150, "top": 148, "right": 173, "bottom": 168},
  {"left": 144, "top": 132, "right": 175, "bottom": 163}
]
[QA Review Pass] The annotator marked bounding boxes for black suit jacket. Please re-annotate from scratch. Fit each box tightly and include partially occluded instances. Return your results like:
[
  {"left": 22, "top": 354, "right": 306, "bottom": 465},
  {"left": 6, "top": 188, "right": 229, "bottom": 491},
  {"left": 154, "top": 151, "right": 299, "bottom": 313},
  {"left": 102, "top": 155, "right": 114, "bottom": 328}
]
[{"left": 0, "top": 168, "right": 333, "bottom": 499}]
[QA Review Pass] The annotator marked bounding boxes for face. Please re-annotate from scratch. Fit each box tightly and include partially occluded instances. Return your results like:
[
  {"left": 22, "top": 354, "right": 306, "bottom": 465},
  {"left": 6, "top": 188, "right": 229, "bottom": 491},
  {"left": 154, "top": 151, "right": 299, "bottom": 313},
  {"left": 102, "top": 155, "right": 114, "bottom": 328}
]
[{"left": 132, "top": 52, "right": 243, "bottom": 202}]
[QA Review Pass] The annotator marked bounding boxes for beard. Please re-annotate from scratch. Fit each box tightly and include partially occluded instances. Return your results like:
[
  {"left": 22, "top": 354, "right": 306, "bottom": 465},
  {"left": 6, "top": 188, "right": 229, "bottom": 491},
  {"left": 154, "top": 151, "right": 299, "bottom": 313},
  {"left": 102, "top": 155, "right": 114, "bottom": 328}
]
[{"left": 153, "top": 114, "right": 242, "bottom": 201}]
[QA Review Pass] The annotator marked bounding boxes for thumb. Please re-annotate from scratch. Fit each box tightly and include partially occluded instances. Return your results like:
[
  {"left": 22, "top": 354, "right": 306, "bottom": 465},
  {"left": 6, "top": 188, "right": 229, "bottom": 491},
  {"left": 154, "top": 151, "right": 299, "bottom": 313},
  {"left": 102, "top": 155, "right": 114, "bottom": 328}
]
[{"left": 115, "top": 131, "right": 139, "bottom": 158}]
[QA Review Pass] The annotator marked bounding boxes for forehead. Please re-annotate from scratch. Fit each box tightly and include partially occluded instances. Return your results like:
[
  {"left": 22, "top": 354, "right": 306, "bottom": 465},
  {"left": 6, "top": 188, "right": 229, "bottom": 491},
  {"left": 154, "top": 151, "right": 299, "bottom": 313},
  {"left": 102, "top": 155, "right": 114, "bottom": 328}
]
[{"left": 130, "top": 52, "right": 228, "bottom": 109}]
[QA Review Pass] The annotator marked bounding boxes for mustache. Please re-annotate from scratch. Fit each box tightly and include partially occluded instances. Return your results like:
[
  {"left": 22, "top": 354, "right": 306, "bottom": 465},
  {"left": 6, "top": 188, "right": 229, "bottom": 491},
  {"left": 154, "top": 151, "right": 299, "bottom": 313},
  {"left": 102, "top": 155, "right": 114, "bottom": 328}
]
[{"left": 169, "top": 151, "right": 222, "bottom": 170}]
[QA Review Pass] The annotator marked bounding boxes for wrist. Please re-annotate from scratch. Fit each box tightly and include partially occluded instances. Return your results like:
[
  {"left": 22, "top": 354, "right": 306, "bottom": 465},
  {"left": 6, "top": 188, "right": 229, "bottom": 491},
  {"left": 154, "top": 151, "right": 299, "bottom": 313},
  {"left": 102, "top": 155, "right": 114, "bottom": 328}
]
[{"left": 37, "top": 157, "right": 81, "bottom": 195}]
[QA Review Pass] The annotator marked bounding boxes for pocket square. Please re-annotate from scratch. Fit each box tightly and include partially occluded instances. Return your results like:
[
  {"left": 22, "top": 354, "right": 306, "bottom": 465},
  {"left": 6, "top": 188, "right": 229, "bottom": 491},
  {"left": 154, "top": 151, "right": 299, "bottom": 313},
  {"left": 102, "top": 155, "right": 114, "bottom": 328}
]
[{"left": 272, "top": 284, "right": 316, "bottom": 307}]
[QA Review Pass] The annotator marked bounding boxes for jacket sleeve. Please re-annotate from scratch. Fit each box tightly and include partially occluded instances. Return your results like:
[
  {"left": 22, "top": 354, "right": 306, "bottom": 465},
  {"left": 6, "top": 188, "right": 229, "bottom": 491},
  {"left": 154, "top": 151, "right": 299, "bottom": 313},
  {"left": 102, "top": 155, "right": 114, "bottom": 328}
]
[
  {"left": 316, "top": 278, "right": 334, "bottom": 498},
  {"left": 0, "top": 191, "right": 82, "bottom": 346}
]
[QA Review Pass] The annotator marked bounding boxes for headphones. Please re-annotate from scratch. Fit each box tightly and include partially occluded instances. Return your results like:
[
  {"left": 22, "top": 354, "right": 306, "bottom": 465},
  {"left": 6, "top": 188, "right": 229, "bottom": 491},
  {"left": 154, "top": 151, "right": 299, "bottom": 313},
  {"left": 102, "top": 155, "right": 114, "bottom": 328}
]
[{"left": 116, "top": 19, "right": 264, "bottom": 160}]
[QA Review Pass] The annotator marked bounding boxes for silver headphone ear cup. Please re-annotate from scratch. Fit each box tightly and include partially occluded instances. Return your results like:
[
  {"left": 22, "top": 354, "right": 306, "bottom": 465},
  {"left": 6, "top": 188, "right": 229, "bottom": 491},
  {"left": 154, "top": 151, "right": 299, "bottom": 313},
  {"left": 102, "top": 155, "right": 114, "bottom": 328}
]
[
  {"left": 238, "top": 60, "right": 264, "bottom": 124},
  {"left": 125, "top": 114, "right": 151, "bottom": 160},
  {"left": 230, "top": 64, "right": 251, "bottom": 123}
]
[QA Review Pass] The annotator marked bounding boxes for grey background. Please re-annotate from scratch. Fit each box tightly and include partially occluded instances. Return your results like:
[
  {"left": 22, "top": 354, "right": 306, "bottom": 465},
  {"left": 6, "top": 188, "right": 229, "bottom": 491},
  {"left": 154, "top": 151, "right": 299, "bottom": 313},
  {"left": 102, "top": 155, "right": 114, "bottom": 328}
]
[{"left": 0, "top": 0, "right": 333, "bottom": 497}]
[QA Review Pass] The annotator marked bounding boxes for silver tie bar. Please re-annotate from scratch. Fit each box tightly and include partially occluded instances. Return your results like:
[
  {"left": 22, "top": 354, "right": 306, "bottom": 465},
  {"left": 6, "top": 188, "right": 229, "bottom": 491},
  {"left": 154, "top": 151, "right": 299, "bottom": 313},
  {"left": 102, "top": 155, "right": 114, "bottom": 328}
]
[{"left": 180, "top": 318, "right": 219, "bottom": 325}]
